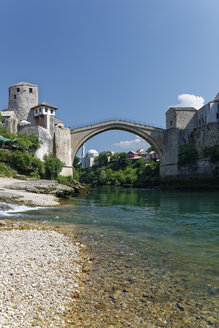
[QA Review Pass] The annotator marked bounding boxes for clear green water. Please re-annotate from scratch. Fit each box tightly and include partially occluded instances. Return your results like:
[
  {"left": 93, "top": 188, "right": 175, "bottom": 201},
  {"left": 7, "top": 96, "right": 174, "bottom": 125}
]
[
  {"left": 3, "top": 187, "right": 219, "bottom": 326},
  {"left": 16, "top": 188, "right": 219, "bottom": 287},
  {"left": 0, "top": 188, "right": 219, "bottom": 328}
]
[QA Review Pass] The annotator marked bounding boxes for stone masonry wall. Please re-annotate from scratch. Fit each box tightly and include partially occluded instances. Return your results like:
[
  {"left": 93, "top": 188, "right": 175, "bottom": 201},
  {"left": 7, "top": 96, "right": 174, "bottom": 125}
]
[
  {"left": 161, "top": 123, "right": 219, "bottom": 183},
  {"left": 8, "top": 83, "right": 38, "bottom": 122},
  {"left": 54, "top": 126, "right": 72, "bottom": 176}
]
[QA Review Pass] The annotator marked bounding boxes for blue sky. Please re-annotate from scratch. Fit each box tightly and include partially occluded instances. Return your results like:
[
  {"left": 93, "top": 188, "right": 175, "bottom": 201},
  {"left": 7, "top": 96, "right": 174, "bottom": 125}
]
[{"left": 0, "top": 0, "right": 218, "bottom": 157}]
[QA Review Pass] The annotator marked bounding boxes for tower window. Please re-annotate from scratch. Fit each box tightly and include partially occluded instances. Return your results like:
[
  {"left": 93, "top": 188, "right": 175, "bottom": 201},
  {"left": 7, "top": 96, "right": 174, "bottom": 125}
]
[
  {"left": 29, "top": 88, "right": 33, "bottom": 93},
  {"left": 14, "top": 95, "right": 16, "bottom": 99},
  {"left": 217, "top": 113, "right": 219, "bottom": 119},
  {"left": 17, "top": 88, "right": 20, "bottom": 92},
  {"left": 170, "top": 120, "right": 173, "bottom": 126},
  {"left": 51, "top": 110, "right": 53, "bottom": 114}
]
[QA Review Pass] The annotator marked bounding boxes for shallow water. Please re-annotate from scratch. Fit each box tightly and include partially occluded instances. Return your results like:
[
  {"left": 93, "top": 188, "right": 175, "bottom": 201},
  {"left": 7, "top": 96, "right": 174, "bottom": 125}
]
[{"left": 1, "top": 188, "right": 219, "bottom": 327}]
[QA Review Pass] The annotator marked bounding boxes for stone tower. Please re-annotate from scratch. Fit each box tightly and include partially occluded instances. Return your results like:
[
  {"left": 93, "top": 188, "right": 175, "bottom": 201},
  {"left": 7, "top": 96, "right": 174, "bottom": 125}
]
[{"left": 8, "top": 81, "right": 38, "bottom": 121}]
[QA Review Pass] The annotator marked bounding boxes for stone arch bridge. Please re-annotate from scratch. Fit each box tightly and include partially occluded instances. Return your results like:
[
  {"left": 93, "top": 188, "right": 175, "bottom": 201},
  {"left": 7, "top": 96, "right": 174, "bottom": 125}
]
[
  {"left": 55, "top": 119, "right": 187, "bottom": 181},
  {"left": 70, "top": 120, "right": 165, "bottom": 164},
  {"left": 55, "top": 117, "right": 219, "bottom": 184}
]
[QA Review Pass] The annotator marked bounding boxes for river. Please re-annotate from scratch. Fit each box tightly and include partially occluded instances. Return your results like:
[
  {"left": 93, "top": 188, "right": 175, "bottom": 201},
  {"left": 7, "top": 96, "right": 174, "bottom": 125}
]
[{"left": 1, "top": 188, "right": 219, "bottom": 327}]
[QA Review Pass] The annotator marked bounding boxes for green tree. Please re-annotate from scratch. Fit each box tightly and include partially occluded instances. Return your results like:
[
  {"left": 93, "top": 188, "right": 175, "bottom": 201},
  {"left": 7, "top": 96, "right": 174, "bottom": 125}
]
[
  {"left": 11, "top": 151, "right": 32, "bottom": 172},
  {"left": 44, "top": 154, "right": 64, "bottom": 179},
  {"left": 76, "top": 152, "right": 160, "bottom": 187},
  {"left": 15, "top": 133, "right": 41, "bottom": 152},
  {"left": 73, "top": 156, "right": 80, "bottom": 168},
  {"left": 95, "top": 151, "right": 112, "bottom": 166},
  {"left": 0, "top": 126, "right": 16, "bottom": 140},
  {"left": 0, "top": 126, "right": 41, "bottom": 152},
  {"left": 117, "top": 152, "right": 129, "bottom": 169},
  {"left": 0, "top": 149, "right": 12, "bottom": 162},
  {"left": 98, "top": 169, "right": 108, "bottom": 185}
]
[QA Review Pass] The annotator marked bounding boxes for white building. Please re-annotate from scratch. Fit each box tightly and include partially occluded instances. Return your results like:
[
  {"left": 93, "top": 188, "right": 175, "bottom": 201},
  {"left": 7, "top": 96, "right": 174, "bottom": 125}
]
[
  {"left": 81, "top": 149, "right": 99, "bottom": 168},
  {"left": 197, "top": 93, "right": 219, "bottom": 127}
]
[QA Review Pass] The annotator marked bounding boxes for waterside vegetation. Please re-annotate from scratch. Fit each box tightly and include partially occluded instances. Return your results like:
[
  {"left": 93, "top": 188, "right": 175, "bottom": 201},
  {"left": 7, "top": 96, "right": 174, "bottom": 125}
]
[
  {"left": 76, "top": 151, "right": 160, "bottom": 187},
  {"left": 0, "top": 126, "right": 63, "bottom": 179}
]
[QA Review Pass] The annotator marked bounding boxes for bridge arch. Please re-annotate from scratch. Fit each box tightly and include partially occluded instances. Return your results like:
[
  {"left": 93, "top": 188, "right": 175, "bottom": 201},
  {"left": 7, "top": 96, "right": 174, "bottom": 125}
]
[{"left": 71, "top": 120, "right": 164, "bottom": 165}]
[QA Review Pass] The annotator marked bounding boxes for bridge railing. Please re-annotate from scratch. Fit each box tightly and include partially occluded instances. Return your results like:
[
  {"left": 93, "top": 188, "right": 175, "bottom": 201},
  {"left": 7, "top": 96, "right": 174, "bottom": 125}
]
[{"left": 69, "top": 118, "right": 165, "bottom": 130}]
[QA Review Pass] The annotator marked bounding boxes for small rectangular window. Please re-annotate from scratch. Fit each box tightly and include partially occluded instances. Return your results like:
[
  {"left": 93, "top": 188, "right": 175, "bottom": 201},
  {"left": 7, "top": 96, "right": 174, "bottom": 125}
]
[
  {"left": 45, "top": 108, "right": 48, "bottom": 113},
  {"left": 17, "top": 88, "right": 20, "bottom": 92},
  {"left": 217, "top": 113, "right": 219, "bottom": 119},
  {"left": 51, "top": 109, "right": 53, "bottom": 114},
  {"left": 36, "top": 109, "right": 38, "bottom": 114},
  {"left": 14, "top": 95, "right": 16, "bottom": 99},
  {"left": 29, "top": 88, "right": 33, "bottom": 93},
  {"left": 170, "top": 120, "right": 173, "bottom": 126},
  {"left": 39, "top": 108, "right": 41, "bottom": 113}
]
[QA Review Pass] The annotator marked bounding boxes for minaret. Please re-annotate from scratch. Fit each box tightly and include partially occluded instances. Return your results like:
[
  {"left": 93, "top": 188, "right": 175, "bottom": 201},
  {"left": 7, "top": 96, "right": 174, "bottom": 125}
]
[
  {"left": 82, "top": 143, "right": 85, "bottom": 159},
  {"left": 81, "top": 143, "right": 86, "bottom": 168}
]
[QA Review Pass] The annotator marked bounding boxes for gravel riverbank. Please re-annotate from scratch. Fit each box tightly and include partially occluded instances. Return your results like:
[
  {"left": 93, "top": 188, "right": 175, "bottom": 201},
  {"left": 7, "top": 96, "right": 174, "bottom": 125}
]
[{"left": 0, "top": 222, "right": 83, "bottom": 327}]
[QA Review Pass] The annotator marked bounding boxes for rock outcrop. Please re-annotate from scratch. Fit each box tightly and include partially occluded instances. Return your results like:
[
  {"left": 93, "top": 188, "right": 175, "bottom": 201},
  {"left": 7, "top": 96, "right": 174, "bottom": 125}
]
[
  {"left": 0, "top": 177, "right": 89, "bottom": 207},
  {"left": 5, "top": 179, "right": 88, "bottom": 197}
]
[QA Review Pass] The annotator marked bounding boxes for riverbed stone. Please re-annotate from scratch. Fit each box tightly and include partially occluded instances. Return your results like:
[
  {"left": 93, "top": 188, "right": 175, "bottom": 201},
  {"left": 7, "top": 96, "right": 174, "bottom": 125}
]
[{"left": 0, "top": 228, "right": 81, "bottom": 327}]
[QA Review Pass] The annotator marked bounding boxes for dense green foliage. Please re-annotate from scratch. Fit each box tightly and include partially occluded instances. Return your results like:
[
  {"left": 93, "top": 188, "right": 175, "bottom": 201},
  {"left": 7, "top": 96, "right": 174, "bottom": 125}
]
[
  {"left": 57, "top": 175, "right": 78, "bottom": 187},
  {"left": 11, "top": 151, "right": 44, "bottom": 175},
  {"left": 0, "top": 126, "right": 73, "bottom": 181},
  {"left": 203, "top": 145, "right": 219, "bottom": 163},
  {"left": 178, "top": 144, "right": 198, "bottom": 166},
  {"left": 43, "top": 154, "right": 64, "bottom": 179},
  {"left": 77, "top": 152, "right": 159, "bottom": 186},
  {"left": 0, "top": 126, "right": 43, "bottom": 178},
  {"left": 57, "top": 175, "right": 74, "bottom": 186},
  {"left": 73, "top": 156, "right": 80, "bottom": 168},
  {"left": 0, "top": 149, "right": 12, "bottom": 162},
  {"left": 0, "top": 162, "right": 15, "bottom": 177},
  {"left": 0, "top": 149, "right": 44, "bottom": 177},
  {"left": 0, "top": 126, "right": 41, "bottom": 152}
]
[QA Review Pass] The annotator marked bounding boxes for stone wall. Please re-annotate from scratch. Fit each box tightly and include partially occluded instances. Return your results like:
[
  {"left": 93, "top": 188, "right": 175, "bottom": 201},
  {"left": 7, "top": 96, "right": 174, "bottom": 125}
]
[
  {"left": 189, "top": 123, "right": 219, "bottom": 153},
  {"left": 54, "top": 126, "right": 72, "bottom": 176},
  {"left": 0, "top": 111, "right": 18, "bottom": 134},
  {"left": 160, "top": 123, "right": 219, "bottom": 184}
]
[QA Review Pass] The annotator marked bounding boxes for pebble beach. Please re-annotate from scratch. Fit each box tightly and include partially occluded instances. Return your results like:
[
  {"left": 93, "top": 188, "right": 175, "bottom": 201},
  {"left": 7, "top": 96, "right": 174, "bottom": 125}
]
[{"left": 0, "top": 222, "right": 82, "bottom": 327}]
